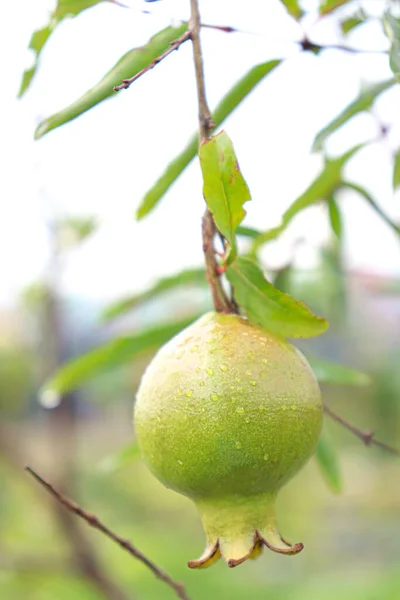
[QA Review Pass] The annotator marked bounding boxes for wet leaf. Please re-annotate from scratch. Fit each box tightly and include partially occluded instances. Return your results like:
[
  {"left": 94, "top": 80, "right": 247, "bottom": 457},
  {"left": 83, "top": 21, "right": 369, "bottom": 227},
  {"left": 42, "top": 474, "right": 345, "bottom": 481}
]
[
  {"left": 199, "top": 131, "right": 251, "bottom": 262},
  {"left": 35, "top": 23, "right": 188, "bottom": 138},
  {"left": 226, "top": 257, "right": 328, "bottom": 339},
  {"left": 136, "top": 60, "right": 280, "bottom": 219},
  {"left": 313, "top": 80, "right": 395, "bottom": 151},
  {"left": 315, "top": 426, "right": 342, "bottom": 494},
  {"left": 41, "top": 315, "right": 201, "bottom": 395},
  {"left": 308, "top": 357, "right": 371, "bottom": 386},
  {"left": 102, "top": 268, "right": 206, "bottom": 321}
]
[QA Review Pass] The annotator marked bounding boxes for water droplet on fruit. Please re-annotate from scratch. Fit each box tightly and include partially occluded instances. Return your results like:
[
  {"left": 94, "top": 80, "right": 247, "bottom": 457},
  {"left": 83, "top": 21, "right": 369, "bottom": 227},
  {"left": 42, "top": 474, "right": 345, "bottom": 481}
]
[
  {"left": 236, "top": 406, "right": 244, "bottom": 414},
  {"left": 219, "top": 364, "right": 228, "bottom": 372},
  {"left": 210, "top": 393, "right": 219, "bottom": 402},
  {"left": 263, "top": 454, "right": 270, "bottom": 461},
  {"left": 250, "top": 380, "right": 257, "bottom": 386},
  {"left": 177, "top": 460, "right": 183, "bottom": 466},
  {"left": 199, "top": 380, "right": 205, "bottom": 386},
  {"left": 191, "top": 345, "right": 199, "bottom": 353},
  {"left": 206, "top": 368, "right": 214, "bottom": 376},
  {"left": 262, "top": 358, "right": 268, "bottom": 364},
  {"left": 246, "top": 370, "right": 252, "bottom": 376},
  {"left": 235, "top": 441, "right": 242, "bottom": 449},
  {"left": 185, "top": 390, "right": 193, "bottom": 398}
]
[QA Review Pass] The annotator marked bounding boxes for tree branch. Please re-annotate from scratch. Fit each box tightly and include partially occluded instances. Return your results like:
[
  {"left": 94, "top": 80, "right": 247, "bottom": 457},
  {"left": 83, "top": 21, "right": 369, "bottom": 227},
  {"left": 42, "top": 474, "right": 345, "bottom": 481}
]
[
  {"left": 114, "top": 30, "right": 191, "bottom": 91},
  {"left": 25, "top": 467, "right": 190, "bottom": 600},
  {"left": 324, "top": 405, "right": 400, "bottom": 457},
  {"left": 189, "top": 0, "right": 234, "bottom": 314}
]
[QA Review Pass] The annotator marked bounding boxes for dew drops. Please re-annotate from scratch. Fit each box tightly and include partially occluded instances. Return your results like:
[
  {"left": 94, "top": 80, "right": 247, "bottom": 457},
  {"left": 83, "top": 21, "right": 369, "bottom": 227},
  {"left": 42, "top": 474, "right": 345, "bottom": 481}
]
[
  {"left": 291, "top": 405, "right": 297, "bottom": 411},
  {"left": 210, "top": 392, "right": 219, "bottom": 402},
  {"left": 199, "top": 380, "right": 205, "bottom": 387},
  {"left": 190, "top": 345, "right": 199, "bottom": 353},
  {"left": 185, "top": 390, "right": 193, "bottom": 398},
  {"left": 235, "top": 441, "right": 242, "bottom": 449},
  {"left": 177, "top": 389, "right": 183, "bottom": 396},
  {"left": 231, "top": 397, "right": 237, "bottom": 404},
  {"left": 235, "top": 377, "right": 241, "bottom": 383},
  {"left": 236, "top": 406, "right": 244, "bottom": 414},
  {"left": 262, "top": 358, "right": 268, "bottom": 364},
  {"left": 245, "top": 417, "right": 250, "bottom": 424},
  {"left": 206, "top": 368, "right": 214, "bottom": 376},
  {"left": 246, "top": 370, "right": 252, "bottom": 376},
  {"left": 263, "top": 454, "right": 270, "bottom": 461},
  {"left": 177, "top": 460, "right": 183, "bottom": 466},
  {"left": 219, "top": 364, "right": 228, "bottom": 372},
  {"left": 250, "top": 380, "right": 257, "bottom": 387}
]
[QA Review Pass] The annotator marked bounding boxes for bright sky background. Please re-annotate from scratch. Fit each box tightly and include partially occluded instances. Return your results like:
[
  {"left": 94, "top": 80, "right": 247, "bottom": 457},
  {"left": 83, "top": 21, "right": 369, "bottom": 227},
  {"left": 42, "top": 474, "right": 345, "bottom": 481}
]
[{"left": 1, "top": 0, "right": 400, "bottom": 308}]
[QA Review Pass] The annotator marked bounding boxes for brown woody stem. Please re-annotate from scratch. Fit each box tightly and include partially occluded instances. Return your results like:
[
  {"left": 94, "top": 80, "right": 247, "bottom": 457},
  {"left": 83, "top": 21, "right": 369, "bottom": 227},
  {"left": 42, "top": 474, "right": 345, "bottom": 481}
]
[
  {"left": 324, "top": 405, "right": 400, "bottom": 457},
  {"left": 189, "top": 0, "right": 234, "bottom": 313},
  {"left": 25, "top": 467, "right": 190, "bottom": 600}
]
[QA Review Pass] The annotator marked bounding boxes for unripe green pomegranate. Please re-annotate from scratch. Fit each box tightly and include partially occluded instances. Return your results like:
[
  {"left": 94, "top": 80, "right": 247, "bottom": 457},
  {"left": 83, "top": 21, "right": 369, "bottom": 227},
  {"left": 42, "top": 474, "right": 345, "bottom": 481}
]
[{"left": 134, "top": 312, "right": 322, "bottom": 568}]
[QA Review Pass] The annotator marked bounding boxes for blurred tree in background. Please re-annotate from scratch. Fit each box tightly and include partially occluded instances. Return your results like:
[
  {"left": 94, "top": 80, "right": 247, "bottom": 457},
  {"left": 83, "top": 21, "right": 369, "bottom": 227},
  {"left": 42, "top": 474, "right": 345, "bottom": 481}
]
[{"left": 1, "top": 0, "right": 400, "bottom": 599}]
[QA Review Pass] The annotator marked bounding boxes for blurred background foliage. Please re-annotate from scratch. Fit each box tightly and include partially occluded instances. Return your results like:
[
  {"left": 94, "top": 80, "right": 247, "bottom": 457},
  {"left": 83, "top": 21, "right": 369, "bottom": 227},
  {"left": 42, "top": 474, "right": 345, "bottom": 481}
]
[{"left": 1, "top": 0, "right": 400, "bottom": 599}]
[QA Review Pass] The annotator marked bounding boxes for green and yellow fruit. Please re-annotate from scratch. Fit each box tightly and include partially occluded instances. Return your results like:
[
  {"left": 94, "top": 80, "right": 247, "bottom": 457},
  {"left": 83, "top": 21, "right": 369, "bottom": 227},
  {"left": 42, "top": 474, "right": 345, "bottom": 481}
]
[{"left": 134, "top": 312, "right": 322, "bottom": 568}]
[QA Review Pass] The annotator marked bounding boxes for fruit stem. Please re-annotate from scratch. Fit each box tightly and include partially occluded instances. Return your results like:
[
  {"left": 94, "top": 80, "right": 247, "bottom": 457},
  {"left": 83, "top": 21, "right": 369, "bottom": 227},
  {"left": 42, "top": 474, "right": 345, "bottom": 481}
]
[{"left": 189, "top": 0, "right": 236, "bottom": 314}]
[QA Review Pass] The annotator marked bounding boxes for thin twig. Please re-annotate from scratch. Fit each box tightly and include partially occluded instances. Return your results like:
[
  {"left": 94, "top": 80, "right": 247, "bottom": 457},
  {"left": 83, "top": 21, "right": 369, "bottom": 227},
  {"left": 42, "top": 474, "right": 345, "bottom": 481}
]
[
  {"left": 324, "top": 405, "right": 400, "bottom": 457},
  {"left": 25, "top": 467, "right": 190, "bottom": 600},
  {"left": 114, "top": 30, "right": 191, "bottom": 91},
  {"left": 189, "top": 0, "right": 234, "bottom": 314}
]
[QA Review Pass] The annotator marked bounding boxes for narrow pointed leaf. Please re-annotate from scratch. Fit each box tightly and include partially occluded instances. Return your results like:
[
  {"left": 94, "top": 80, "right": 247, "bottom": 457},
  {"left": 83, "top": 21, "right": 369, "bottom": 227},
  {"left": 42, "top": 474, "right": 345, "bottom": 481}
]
[
  {"left": 340, "top": 11, "right": 366, "bottom": 34},
  {"left": 394, "top": 151, "right": 400, "bottom": 191},
  {"left": 226, "top": 257, "right": 328, "bottom": 338},
  {"left": 343, "top": 181, "right": 400, "bottom": 237},
  {"left": 320, "top": 0, "right": 351, "bottom": 15},
  {"left": 41, "top": 315, "right": 200, "bottom": 395},
  {"left": 313, "top": 79, "right": 395, "bottom": 151},
  {"left": 19, "top": 1, "right": 110, "bottom": 98},
  {"left": 199, "top": 131, "right": 251, "bottom": 261},
  {"left": 279, "top": 1, "right": 303, "bottom": 19},
  {"left": 384, "top": 12, "right": 400, "bottom": 82},
  {"left": 136, "top": 60, "right": 281, "bottom": 219},
  {"left": 308, "top": 357, "right": 371, "bottom": 386},
  {"left": 315, "top": 427, "right": 342, "bottom": 494},
  {"left": 328, "top": 196, "right": 342, "bottom": 239},
  {"left": 98, "top": 442, "right": 141, "bottom": 473},
  {"left": 251, "top": 146, "right": 362, "bottom": 253},
  {"left": 102, "top": 267, "right": 206, "bottom": 321},
  {"left": 35, "top": 23, "right": 188, "bottom": 139},
  {"left": 236, "top": 225, "right": 261, "bottom": 239}
]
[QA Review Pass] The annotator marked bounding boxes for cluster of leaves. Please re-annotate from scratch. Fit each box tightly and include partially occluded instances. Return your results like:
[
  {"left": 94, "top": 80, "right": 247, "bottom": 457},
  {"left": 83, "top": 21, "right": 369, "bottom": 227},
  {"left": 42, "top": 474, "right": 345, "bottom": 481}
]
[{"left": 23, "top": 0, "right": 400, "bottom": 492}]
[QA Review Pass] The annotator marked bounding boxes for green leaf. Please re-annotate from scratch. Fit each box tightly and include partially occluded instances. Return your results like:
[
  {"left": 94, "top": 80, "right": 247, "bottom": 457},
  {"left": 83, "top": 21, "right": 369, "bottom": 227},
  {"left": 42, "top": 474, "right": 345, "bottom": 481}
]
[
  {"left": 19, "top": 1, "right": 109, "bottom": 98},
  {"left": 343, "top": 181, "right": 400, "bottom": 237},
  {"left": 56, "top": 216, "right": 97, "bottom": 249},
  {"left": 315, "top": 427, "right": 342, "bottom": 494},
  {"left": 340, "top": 11, "right": 366, "bottom": 34},
  {"left": 313, "top": 79, "right": 395, "bottom": 151},
  {"left": 327, "top": 196, "right": 342, "bottom": 239},
  {"left": 308, "top": 357, "right": 371, "bottom": 386},
  {"left": 279, "top": 0, "right": 303, "bottom": 19},
  {"left": 136, "top": 60, "right": 281, "bottom": 219},
  {"left": 320, "top": 0, "right": 350, "bottom": 16},
  {"left": 226, "top": 257, "right": 328, "bottom": 339},
  {"left": 98, "top": 442, "right": 141, "bottom": 473},
  {"left": 251, "top": 146, "right": 362, "bottom": 253},
  {"left": 199, "top": 131, "right": 251, "bottom": 261},
  {"left": 236, "top": 225, "right": 261, "bottom": 239},
  {"left": 34, "top": 23, "right": 188, "bottom": 139},
  {"left": 102, "top": 268, "right": 207, "bottom": 321},
  {"left": 384, "top": 12, "right": 400, "bottom": 82},
  {"left": 41, "top": 315, "right": 200, "bottom": 395},
  {"left": 394, "top": 151, "right": 400, "bottom": 191}
]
